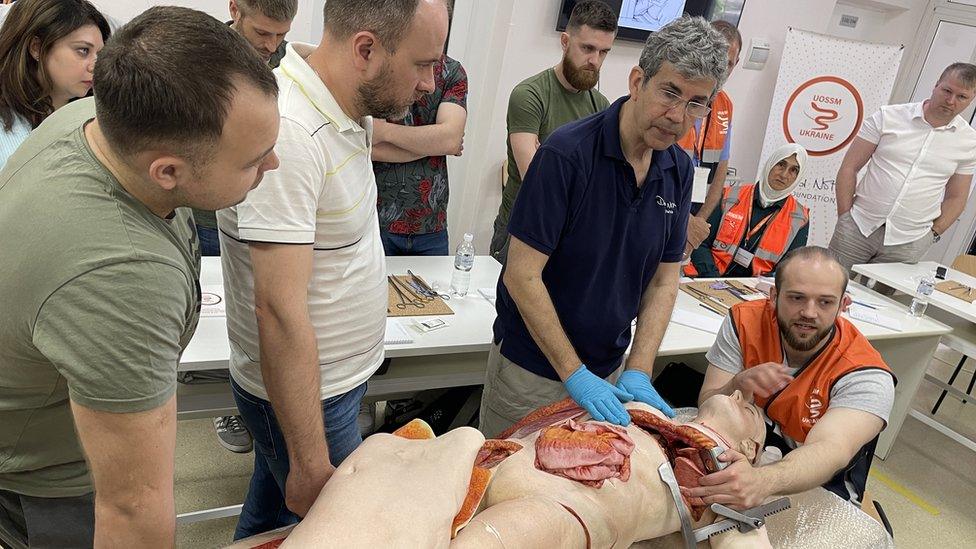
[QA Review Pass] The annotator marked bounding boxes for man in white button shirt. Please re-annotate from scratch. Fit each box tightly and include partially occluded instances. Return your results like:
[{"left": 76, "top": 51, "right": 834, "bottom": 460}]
[
  {"left": 217, "top": 0, "right": 449, "bottom": 540},
  {"left": 830, "top": 62, "right": 976, "bottom": 272}
]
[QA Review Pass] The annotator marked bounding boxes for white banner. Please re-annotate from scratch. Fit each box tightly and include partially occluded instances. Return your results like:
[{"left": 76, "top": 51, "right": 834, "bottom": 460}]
[{"left": 759, "top": 29, "right": 903, "bottom": 245}]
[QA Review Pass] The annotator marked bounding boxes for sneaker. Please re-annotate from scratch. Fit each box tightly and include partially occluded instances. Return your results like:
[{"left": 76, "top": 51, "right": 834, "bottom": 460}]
[
  {"left": 357, "top": 402, "right": 376, "bottom": 437},
  {"left": 213, "top": 415, "right": 253, "bottom": 453}
]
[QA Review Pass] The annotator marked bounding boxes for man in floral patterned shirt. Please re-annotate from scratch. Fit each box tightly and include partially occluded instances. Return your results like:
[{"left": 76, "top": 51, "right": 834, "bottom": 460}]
[{"left": 372, "top": 54, "right": 468, "bottom": 255}]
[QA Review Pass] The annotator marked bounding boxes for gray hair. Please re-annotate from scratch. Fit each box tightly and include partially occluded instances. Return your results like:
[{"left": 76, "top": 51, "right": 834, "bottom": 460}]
[
  {"left": 237, "top": 0, "right": 298, "bottom": 22},
  {"left": 638, "top": 16, "right": 729, "bottom": 99},
  {"left": 940, "top": 62, "right": 976, "bottom": 90}
]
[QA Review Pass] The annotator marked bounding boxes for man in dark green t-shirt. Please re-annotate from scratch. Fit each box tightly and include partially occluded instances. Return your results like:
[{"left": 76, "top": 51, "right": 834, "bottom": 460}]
[
  {"left": 489, "top": 0, "right": 617, "bottom": 263},
  {"left": 0, "top": 8, "right": 280, "bottom": 547}
]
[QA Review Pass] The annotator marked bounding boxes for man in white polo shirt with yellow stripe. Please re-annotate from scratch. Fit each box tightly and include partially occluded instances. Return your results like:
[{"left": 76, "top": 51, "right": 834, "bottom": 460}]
[
  {"left": 830, "top": 62, "right": 976, "bottom": 272},
  {"left": 217, "top": 0, "right": 450, "bottom": 539}
]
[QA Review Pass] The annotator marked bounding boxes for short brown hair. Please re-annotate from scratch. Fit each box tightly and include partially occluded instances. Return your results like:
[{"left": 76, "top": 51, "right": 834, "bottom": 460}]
[
  {"left": 237, "top": 0, "right": 298, "bottom": 22},
  {"left": 939, "top": 62, "right": 976, "bottom": 89},
  {"left": 93, "top": 6, "right": 277, "bottom": 161},
  {"left": 774, "top": 246, "right": 849, "bottom": 294},
  {"left": 323, "top": 0, "right": 427, "bottom": 53},
  {"left": 567, "top": 0, "right": 617, "bottom": 34},
  {"left": 711, "top": 20, "right": 742, "bottom": 51},
  {"left": 0, "top": 0, "right": 110, "bottom": 131}
]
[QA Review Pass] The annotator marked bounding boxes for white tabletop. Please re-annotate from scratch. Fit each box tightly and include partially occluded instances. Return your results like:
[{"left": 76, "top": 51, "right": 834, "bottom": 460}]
[
  {"left": 185, "top": 263, "right": 949, "bottom": 372},
  {"left": 852, "top": 261, "right": 976, "bottom": 324},
  {"left": 181, "top": 255, "right": 503, "bottom": 371},
  {"left": 658, "top": 277, "right": 949, "bottom": 356}
]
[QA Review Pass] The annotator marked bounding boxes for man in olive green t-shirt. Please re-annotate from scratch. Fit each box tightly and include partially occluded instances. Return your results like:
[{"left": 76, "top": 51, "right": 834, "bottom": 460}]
[
  {"left": 489, "top": 0, "right": 617, "bottom": 263},
  {"left": 0, "top": 8, "right": 280, "bottom": 548}
]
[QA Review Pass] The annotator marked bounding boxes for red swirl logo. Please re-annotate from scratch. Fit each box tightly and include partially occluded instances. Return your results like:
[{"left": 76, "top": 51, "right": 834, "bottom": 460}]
[{"left": 782, "top": 76, "right": 863, "bottom": 157}]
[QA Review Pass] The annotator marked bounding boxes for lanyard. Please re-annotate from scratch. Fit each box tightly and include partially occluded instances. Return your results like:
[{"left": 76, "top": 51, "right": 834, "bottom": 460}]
[
  {"left": 743, "top": 204, "right": 777, "bottom": 243},
  {"left": 691, "top": 111, "right": 712, "bottom": 164}
]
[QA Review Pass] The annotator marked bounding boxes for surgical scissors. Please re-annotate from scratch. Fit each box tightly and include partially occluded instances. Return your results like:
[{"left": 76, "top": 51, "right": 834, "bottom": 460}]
[
  {"left": 389, "top": 276, "right": 425, "bottom": 309},
  {"left": 407, "top": 269, "right": 450, "bottom": 300}
]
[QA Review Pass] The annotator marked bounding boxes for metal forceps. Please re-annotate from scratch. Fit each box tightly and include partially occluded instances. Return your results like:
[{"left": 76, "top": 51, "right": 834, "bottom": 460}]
[
  {"left": 407, "top": 269, "right": 450, "bottom": 300},
  {"left": 389, "top": 276, "right": 425, "bottom": 309}
]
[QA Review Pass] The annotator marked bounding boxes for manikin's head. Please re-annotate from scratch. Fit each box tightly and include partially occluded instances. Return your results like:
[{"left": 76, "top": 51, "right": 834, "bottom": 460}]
[
  {"left": 692, "top": 390, "right": 765, "bottom": 463},
  {"left": 770, "top": 246, "right": 852, "bottom": 353}
]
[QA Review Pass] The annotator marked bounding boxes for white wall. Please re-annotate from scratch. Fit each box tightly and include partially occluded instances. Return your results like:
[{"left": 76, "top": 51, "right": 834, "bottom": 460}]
[{"left": 827, "top": 3, "right": 887, "bottom": 43}]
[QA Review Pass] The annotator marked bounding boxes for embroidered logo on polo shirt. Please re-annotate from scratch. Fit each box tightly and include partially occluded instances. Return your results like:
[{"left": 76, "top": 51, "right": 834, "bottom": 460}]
[{"left": 656, "top": 195, "right": 676, "bottom": 214}]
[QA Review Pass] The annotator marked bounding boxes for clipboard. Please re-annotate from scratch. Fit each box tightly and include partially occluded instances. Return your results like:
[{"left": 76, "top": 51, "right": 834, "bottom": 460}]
[
  {"left": 387, "top": 275, "right": 454, "bottom": 317},
  {"left": 935, "top": 280, "right": 976, "bottom": 303},
  {"left": 679, "top": 280, "right": 765, "bottom": 316}
]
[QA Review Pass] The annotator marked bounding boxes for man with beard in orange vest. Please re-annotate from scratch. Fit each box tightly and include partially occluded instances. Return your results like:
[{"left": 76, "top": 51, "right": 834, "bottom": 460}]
[{"left": 693, "top": 247, "right": 894, "bottom": 509}]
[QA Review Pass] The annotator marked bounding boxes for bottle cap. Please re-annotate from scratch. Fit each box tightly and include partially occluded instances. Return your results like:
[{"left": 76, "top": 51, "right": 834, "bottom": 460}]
[{"left": 463, "top": 233, "right": 473, "bottom": 242}]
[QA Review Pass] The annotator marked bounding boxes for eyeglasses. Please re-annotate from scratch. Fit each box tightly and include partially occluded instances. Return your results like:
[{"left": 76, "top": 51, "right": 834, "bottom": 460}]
[{"left": 653, "top": 88, "right": 712, "bottom": 119}]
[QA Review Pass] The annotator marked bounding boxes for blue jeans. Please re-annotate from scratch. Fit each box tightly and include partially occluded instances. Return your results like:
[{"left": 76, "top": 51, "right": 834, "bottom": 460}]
[
  {"left": 380, "top": 230, "right": 449, "bottom": 256},
  {"left": 230, "top": 378, "right": 367, "bottom": 540},
  {"left": 197, "top": 226, "right": 221, "bottom": 256}
]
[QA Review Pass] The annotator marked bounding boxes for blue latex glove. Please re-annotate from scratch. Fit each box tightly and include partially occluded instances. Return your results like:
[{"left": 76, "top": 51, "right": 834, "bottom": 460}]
[
  {"left": 564, "top": 365, "right": 634, "bottom": 426},
  {"left": 616, "top": 370, "right": 676, "bottom": 418}
]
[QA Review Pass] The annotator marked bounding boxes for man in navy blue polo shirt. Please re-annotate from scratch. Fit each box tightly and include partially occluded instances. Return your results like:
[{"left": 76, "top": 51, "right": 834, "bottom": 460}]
[{"left": 479, "top": 17, "right": 730, "bottom": 437}]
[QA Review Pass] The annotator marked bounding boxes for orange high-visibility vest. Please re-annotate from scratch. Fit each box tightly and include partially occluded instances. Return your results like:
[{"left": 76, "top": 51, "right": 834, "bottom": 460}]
[
  {"left": 677, "top": 90, "right": 733, "bottom": 164},
  {"left": 730, "top": 299, "right": 892, "bottom": 444},
  {"left": 711, "top": 184, "right": 809, "bottom": 277}
]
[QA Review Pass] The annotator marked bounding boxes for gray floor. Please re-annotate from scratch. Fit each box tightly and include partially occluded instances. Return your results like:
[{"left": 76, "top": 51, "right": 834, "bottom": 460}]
[{"left": 174, "top": 345, "right": 976, "bottom": 548}]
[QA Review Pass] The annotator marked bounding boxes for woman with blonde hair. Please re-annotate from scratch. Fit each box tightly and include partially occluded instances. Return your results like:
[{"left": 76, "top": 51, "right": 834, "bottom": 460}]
[{"left": 0, "top": 0, "right": 109, "bottom": 168}]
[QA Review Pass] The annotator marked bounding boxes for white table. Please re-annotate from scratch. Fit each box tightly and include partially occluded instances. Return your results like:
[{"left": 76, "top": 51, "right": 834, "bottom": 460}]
[
  {"left": 183, "top": 264, "right": 948, "bottom": 456},
  {"left": 851, "top": 261, "right": 976, "bottom": 322},
  {"left": 853, "top": 261, "right": 976, "bottom": 453},
  {"left": 178, "top": 255, "right": 503, "bottom": 420}
]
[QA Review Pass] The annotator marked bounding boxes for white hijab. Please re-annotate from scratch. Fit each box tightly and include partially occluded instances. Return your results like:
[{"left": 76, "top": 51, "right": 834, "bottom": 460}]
[{"left": 757, "top": 143, "right": 808, "bottom": 207}]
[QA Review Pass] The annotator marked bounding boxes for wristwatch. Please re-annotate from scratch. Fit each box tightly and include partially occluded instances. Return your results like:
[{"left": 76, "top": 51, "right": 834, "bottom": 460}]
[{"left": 932, "top": 229, "right": 942, "bottom": 243}]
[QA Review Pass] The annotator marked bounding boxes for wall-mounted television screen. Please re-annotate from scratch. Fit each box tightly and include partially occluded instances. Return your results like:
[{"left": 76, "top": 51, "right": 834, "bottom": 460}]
[{"left": 556, "top": 0, "right": 746, "bottom": 43}]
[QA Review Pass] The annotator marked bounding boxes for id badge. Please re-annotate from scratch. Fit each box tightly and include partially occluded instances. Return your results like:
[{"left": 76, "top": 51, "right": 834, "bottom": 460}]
[
  {"left": 733, "top": 247, "right": 754, "bottom": 268},
  {"left": 692, "top": 166, "right": 710, "bottom": 203}
]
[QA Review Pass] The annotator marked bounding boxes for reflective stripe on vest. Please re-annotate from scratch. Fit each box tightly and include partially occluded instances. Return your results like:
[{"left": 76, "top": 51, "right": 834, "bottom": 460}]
[
  {"left": 710, "top": 184, "right": 809, "bottom": 276},
  {"left": 730, "top": 299, "right": 893, "bottom": 443},
  {"left": 676, "top": 90, "right": 733, "bottom": 164}
]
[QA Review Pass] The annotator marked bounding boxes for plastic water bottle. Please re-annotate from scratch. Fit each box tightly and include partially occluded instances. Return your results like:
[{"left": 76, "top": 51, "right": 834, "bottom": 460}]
[
  {"left": 909, "top": 276, "right": 935, "bottom": 317},
  {"left": 450, "top": 233, "right": 475, "bottom": 298}
]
